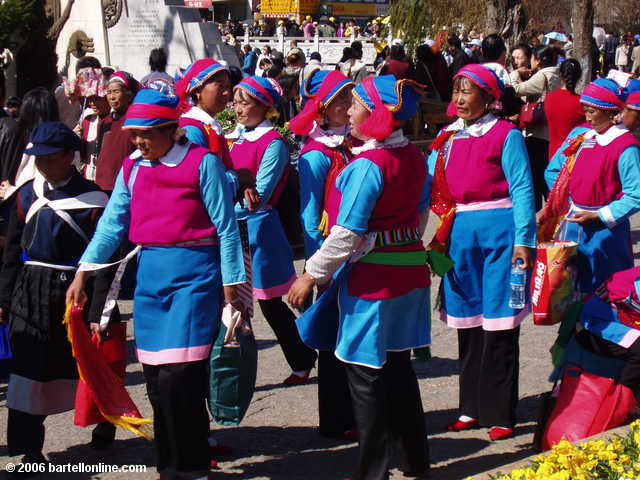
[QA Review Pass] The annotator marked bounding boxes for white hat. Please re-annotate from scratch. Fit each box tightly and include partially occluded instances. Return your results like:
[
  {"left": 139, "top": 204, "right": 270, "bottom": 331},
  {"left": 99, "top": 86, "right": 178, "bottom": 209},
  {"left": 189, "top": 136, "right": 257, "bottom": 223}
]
[
  {"left": 469, "top": 38, "right": 482, "bottom": 47},
  {"left": 391, "top": 38, "right": 404, "bottom": 47}
]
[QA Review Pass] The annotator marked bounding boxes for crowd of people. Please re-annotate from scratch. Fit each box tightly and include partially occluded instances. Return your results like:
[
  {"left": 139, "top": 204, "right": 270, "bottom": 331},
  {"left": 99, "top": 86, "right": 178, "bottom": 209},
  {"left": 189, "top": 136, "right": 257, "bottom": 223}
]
[{"left": 0, "top": 21, "right": 640, "bottom": 480}]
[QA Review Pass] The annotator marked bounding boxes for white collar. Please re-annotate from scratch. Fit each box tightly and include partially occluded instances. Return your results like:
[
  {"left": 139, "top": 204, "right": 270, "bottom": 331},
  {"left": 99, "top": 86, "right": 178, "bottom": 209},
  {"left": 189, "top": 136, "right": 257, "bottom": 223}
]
[
  {"left": 445, "top": 113, "right": 498, "bottom": 137},
  {"left": 130, "top": 140, "right": 191, "bottom": 167},
  {"left": 308, "top": 122, "right": 349, "bottom": 148},
  {"left": 227, "top": 119, "right": 274, "bottom": 142},
  {"left": 182, "top": 106, "right": 224, "bottom": 135},
  {"left": 350, "top": 129, "right": 409, "bottom": 155},
  {"left": 583, "top": 124, "right": 629, "bottom": 146}
]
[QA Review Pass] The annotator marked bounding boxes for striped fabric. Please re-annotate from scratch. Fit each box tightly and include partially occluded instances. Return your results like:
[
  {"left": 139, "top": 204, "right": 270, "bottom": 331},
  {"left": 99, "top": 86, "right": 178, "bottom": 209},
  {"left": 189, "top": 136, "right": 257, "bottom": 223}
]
[
  {"left": 374, "top": 227, "right": 422, "bottom": 247},
  {"left": 237, "top": 219, "right": 254, "bottom": 317}
]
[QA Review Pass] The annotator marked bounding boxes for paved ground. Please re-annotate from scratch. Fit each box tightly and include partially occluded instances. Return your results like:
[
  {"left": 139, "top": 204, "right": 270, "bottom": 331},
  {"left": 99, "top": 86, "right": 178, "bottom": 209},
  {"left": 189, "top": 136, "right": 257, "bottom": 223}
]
[{"left": 1, "top": 216, "right": 639, "bottom": 480}]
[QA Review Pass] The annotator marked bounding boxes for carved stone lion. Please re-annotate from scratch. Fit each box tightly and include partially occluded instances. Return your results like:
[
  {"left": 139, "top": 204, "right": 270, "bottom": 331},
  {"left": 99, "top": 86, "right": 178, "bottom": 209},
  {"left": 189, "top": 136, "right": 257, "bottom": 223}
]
[{"left": 102, "top": 0, "right": 123, "bottom": 28}]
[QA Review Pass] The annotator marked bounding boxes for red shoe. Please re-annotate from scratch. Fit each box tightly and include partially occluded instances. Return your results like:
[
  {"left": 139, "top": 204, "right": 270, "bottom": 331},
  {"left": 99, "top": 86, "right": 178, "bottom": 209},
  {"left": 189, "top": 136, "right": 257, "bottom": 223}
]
[
  {"left": 343, "top": 428, "right": 358, "bottom": 441},
  {"left": 446, "top": 417, "right": 479, "bottom": 431},
  {"left": 488, "top": 426, "right": 514, "bottom": 441},
  {"left": 210, "top": 442, "right": 233, "bottom": 456},
  {"left": 283, "top": 371, "right": 311, "bottom": 385},
  {"left": 210, "top": 459, "right": 219, "bottom": 469}
]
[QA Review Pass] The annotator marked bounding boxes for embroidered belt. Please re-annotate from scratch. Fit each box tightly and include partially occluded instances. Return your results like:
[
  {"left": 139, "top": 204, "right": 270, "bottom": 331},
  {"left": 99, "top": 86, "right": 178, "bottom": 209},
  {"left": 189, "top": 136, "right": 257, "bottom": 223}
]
[
  {"left": 139, "top": 237, "right": 217, "bottom": 248},
  {"left": 374, "top": 228, "right": 421, "bottom": 247}
]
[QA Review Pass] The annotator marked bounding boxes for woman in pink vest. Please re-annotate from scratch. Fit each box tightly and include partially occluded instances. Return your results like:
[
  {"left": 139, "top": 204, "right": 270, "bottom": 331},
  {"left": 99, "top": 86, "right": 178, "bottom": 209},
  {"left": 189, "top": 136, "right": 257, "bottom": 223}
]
[
  {"left": 428, "top": 64, "right": 536, "bottom": 441},
  {"left": 289, "top": 75, "right": 430, "bottom": 480},
  {"left": 67, "top": 89, "right": 246, "bottom": 480},
  {"left": 289, "top": 68, "right": 357, "bottom": 440},
  {"left": 230, "top": 76, "right": 318, "bottom": 385},
  {"left": 545, "top": 78, "right": 640, "bottom": 294}
]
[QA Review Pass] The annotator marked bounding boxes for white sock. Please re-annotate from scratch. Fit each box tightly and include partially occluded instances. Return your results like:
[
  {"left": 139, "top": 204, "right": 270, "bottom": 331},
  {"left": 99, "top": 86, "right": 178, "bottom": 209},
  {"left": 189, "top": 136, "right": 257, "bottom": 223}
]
[
  {"left": 292, "top": 370, "right": 309, "bottom": 377},
  {"left": 459, "top": 415, "right": 476, "bottom": 422}
]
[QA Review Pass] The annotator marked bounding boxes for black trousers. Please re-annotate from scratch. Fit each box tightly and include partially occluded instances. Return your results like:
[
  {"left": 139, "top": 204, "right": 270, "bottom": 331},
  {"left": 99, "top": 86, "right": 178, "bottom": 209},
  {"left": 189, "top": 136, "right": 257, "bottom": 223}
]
[
  {"left": 143, "top": 360, "right": 210, "bottom": 480},
  {"left": 525, "top": 136, "right": 550, "bottom": 212},
  {"left": 318, "top": 350, "right": 355, "bottom": 437},
  {"left": 7, "top": 409, "right": 46, "bottom": 456},
  {"left": 576, "top": 329, "right": 640, "bottom": 402},
  {"left": 345, "top": 350, "right": 429, "bottom": 480},
  {"left": 258, "top": 297, "right": 317, "bottom": 372},
  {"left": 458, "top": 326, "right": 520, "bottom": 428}
]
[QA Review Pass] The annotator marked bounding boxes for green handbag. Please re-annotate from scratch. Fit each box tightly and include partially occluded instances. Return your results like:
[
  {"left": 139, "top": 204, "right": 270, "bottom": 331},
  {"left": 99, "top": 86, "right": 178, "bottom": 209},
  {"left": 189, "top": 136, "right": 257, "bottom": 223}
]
[{"left": 208, "top": 313, "right": 258, "bottom": 426}]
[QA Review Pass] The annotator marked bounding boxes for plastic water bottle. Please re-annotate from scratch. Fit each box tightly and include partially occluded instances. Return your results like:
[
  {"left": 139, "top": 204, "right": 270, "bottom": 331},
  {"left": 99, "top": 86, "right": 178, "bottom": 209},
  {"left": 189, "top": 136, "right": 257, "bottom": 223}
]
[{"left": 509, "top": 259, "right": 527, "bottom": 309}]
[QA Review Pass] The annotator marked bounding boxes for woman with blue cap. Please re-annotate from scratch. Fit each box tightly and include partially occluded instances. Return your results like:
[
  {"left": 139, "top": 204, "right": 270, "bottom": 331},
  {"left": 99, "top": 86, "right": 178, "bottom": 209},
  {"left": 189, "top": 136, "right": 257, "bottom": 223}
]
[
  {"left": 429, "top": 64, "right": 535, "bottom": 441},
  {"left": 229, "top": 75, "right": 318, "bottom": 385},
  {"left": 542, "top": 77, "right": 640, "bottom": 411},
  {"left": 289, "top": 74, "right": 430, "bottom": 480},
  {"left": 67, "top": 89, "right": 246, "bottom": 480},
  {"left": 0, "top": 121, "right": 111, "bottom": 464},
  {"left": 289, "top": 68, "right": 357, "bottom": 440}
]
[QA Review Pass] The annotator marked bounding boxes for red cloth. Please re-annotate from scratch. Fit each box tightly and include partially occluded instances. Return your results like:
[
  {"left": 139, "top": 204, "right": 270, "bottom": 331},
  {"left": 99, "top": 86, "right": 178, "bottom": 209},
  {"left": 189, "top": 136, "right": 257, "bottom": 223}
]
[
  {"left": 382, "top": 60, "right": 411, "bottom": 79},
  {"left": 95, "top": 114, "right": 134, "bottom": 192},
  {"left": 544, "top": 89, "right": 586, "bottom": 159}
]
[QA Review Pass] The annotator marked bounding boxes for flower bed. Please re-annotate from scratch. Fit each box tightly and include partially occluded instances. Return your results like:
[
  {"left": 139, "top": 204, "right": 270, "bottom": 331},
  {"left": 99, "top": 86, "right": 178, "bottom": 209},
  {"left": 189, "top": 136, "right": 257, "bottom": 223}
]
[{"left": 471, "top": 420, "right": 640, "bottom": 480}]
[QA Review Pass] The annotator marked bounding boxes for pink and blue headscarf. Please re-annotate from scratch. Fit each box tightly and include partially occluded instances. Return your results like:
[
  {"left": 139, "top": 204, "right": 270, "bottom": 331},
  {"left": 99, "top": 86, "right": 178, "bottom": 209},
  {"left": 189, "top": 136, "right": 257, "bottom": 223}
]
[
  {"left": 233, "top": 76, "right": 282, "bottom": 108},
  {"left": 626, "top": 79, "right": 640, "bottom": 111},
  {"left": 290, "top": 69, "right": 354, "bottom": 135},
  {"left": 580, "top": 78, "right": 626, "bottom": 111},
  {"left": 453, "top": 64, "right": 504, "bottom": 102},
  {"left": 123, "top": 89, "right": 180, "bottom": 129},
  {"left": 175, "top": 59, "right": 228, "bottom": 111},
  {"left": 352, "top": 75, "right": 424, "bottom": 141}
]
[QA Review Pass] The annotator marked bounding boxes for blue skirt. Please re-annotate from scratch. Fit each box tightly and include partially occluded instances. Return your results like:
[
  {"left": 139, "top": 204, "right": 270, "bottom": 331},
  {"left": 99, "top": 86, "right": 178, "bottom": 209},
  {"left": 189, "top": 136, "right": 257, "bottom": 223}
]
[
  {"left": 560, "top": 210, "right": 633, "bottom": 294},
  {"left": 246, "top": 209, "right": 296, "bottom": 299},
  {"left": 297, "top": 265, "right": 431, "bottom": 369},
  {"left": 442, "top": 208, "right": 526, "bottom": 331},
  {"left": 133, "top": 245, "right": 222, "bottom": 365}
]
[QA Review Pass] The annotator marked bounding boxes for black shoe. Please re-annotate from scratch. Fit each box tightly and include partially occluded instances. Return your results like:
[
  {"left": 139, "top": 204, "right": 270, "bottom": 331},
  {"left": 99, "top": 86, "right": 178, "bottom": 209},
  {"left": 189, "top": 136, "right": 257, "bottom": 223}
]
[
  {"left": 90, "top": 422, "right": 116, "bottom": 449},
  {"left": 402, "top": 468, "right": 430, "bottom": 479}
]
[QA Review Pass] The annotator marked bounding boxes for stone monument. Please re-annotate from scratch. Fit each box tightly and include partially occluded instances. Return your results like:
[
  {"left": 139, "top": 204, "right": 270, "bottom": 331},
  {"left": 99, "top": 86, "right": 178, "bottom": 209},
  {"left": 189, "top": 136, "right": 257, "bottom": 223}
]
[{"left": 56, "top": 0, "right": 239, "bottom": 81}]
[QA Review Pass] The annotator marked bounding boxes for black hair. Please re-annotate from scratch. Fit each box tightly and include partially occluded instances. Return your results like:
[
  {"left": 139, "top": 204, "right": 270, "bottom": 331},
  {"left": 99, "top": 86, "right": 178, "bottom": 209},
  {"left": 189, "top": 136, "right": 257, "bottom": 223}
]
[
  {"left": 389, "top": 45, "right": 405, "bottom": 61},
  {"left": 532, "top": 45, "right": 558, "bottom": 68},
  {"left": 559, "top": 58, "right": 582, "bottom": 94},
  {"left": 339, "top": 47, "right": 353, "bottom": 63},
  {"left": 17, "top": 87, "right": 59, "bottom": 142},
  {"left": 75, "top": 56, "right": 101, "bottom": 73},
  {"left": 415, "top": 44, "right": 436, "bottom": 62},
  {"left": 481, "top": 33, "right": 506, "bottom": 62},
  {"left": 149, "top": 48, "right": 168, "bottom": 72},
  {"left": 228, "top": 66, "right": 243, "bottom": 89},
  {"left": 102, "top": 66, "right": 115, "bottom": 78},
  {"left": 350, "top": 41, "right": 363, "bottom": 52},
  {"left": 6, "top": 96, "right": 21, "bottom": 108},
  {"left": 264, "top": 65, "right": 283, "bottom": 79},
  {"left": 447, "top": 34, "right": 462, "bottom": 49},
  {"left": 270, "top": 52, "right": 285, "bottom": 69},
  {"left": 277, "top": 74, "right": 298, "bottom": 95},
  {"left": 512, "top": 43, "right": 532, "bottom": 60},
  {"left": 498, "top": 86, "right": 524, "bottom": 118},
  {"left": 310, "top": 51, "right": 322, "bottom": 62}
]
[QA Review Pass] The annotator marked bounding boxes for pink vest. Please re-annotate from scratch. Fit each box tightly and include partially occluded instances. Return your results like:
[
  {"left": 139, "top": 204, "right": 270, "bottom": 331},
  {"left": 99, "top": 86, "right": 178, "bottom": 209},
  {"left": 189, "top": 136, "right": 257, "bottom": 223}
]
[
  {"left": 445, "top": 120, "right": 514, "bottom": 203},
  {"left": 230, "top": 129, "right": 288, "bottom": 206},
  {"left": 569, "top": 132, "right": 639, "bottom": 207},
  {"left": 347, "top": 144, "right": 430, "bottom": 300},
  {"left": 122, "top": 143, "right": 217, "bottom": 244},
  {"left": 178, "top": 117, "right": 234, "bottom": 170},
  {"left": 300, "top": 139, "right": 351, "bottom": 231}
]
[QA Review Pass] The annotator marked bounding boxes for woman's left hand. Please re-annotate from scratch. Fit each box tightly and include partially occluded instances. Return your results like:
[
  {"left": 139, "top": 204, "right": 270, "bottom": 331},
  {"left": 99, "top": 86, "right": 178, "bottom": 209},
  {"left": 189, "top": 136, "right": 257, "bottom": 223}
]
[
  {"left": 288, "top": 273, "right": 316, "bottom": 309},
  {"left": 512, "top": 246, "right": 532, "bottom": 269},
  {"left": 565, "top": 211, "right": 601, "bottom": 226}
]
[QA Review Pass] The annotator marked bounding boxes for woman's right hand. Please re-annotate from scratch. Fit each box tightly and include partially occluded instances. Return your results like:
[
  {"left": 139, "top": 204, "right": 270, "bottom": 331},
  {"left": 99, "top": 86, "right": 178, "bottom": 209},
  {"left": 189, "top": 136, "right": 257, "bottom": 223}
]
[{"left": 66, "top": 271, "right": 90, "bottom": 307}]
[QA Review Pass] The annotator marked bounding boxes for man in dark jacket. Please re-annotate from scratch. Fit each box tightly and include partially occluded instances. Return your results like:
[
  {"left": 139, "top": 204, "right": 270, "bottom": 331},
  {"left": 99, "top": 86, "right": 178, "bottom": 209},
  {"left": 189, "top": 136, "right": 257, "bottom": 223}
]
[{"left": 447, "top": 34, "right": 470, "bottom": 76}]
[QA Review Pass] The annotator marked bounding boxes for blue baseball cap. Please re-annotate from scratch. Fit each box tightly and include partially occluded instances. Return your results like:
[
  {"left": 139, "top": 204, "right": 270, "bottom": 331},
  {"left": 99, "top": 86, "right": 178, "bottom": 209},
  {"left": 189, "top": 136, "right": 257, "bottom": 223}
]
[{"left": 25, "top": 121, "right": 81, "bottom": 156}]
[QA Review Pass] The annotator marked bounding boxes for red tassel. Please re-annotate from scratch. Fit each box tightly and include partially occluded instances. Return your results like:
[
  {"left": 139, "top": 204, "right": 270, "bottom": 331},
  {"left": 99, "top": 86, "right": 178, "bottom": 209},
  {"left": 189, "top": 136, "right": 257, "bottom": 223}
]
[
  {"left": 357, "top": 106, "right": 395, "bottom": 141},
  {"left": 562, "top": 134, "right": 586, "bottom": 157},
  {"left": 429, "top": 129, "right": 456, "bottom": 152},
  {"left": 289, "top": 99, "right": 321, "bottom": 136}
]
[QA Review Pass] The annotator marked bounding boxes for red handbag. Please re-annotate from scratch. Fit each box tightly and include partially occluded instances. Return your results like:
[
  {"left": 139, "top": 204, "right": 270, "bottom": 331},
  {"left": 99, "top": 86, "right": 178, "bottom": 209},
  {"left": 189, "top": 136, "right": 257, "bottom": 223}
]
[
  {"left": 542, "top": 367, "right": 636, "bottom": 450},
  {"left": 519, "top": 73, "right": 549, "bottom": 130}
]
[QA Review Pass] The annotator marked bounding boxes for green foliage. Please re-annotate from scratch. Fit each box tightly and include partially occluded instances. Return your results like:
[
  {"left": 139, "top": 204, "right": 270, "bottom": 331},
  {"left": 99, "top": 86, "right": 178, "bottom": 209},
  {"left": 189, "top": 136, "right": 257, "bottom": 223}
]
[
  {"left": 215, "top": 107, "right": 238, "bottom": 134},
  {"left": 0, "top": 0, "right": 40, "bottom": 50}
]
